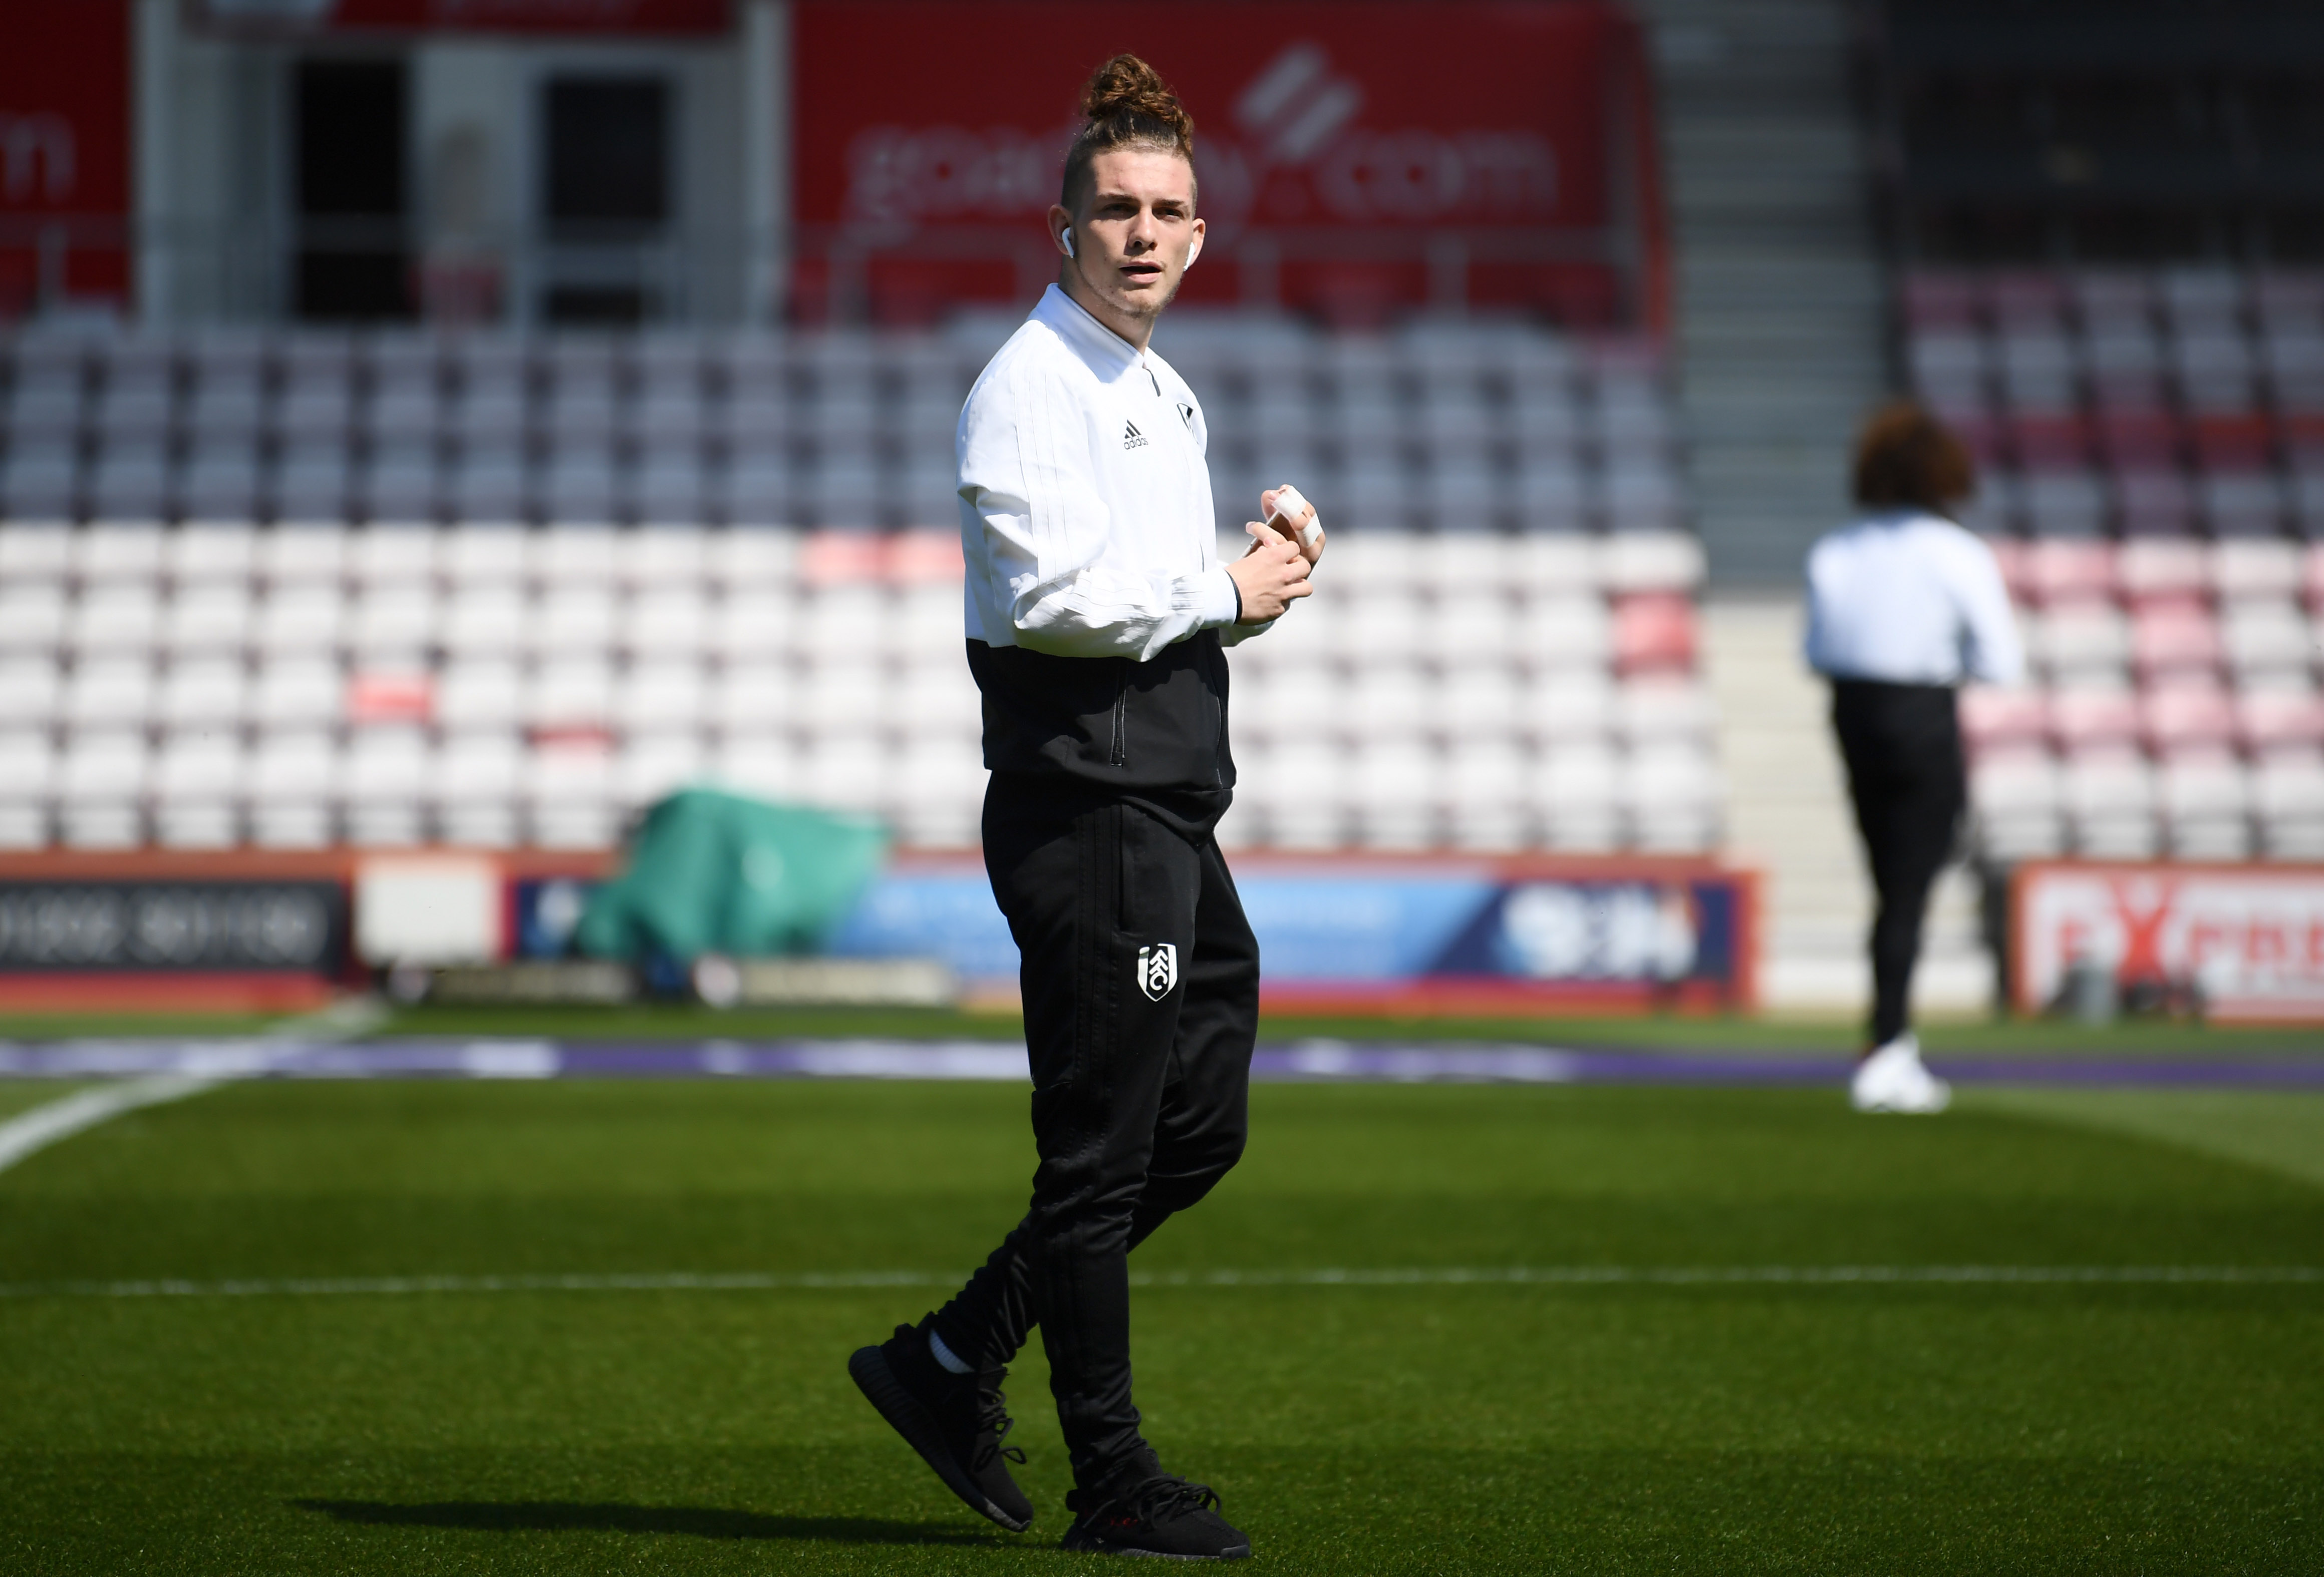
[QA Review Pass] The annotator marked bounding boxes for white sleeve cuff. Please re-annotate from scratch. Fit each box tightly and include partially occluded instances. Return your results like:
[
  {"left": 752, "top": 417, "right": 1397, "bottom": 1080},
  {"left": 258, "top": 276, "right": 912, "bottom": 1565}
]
[{"left": 1200, "top": 565, "right": 1242, "bottom": 628}]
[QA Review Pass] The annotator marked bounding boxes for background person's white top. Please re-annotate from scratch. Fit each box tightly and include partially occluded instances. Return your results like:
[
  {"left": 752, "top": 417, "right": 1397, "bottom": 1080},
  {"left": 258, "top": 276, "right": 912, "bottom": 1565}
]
[
  {"left": 957, "top": 284, "right": 1250, "bottom": 661},
  {"left": 1803, "top": 509, "right": 2024, "bottom": 686}
]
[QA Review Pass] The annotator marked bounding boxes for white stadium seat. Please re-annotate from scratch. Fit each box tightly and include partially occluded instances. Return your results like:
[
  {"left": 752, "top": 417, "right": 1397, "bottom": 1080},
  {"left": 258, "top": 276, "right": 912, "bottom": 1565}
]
[
  {"left": 65, "top": 656, "right": 155, "bottom": 728},
  {"left": 157, "top": 657, "right": 247, "bottom": 728},
  {"left": 0, "top": 657, "right": 61, "bottom": 726},
  {"left": 252, "top": 658, "right": 342, "bottom": 729}
]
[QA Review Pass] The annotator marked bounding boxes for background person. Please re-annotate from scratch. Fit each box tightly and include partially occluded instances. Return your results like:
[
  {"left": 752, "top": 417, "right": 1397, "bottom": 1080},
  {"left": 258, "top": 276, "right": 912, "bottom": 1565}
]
[
  {"left": 847, "top": 56, "right": 1318, "bottom": 1562},
  {"left": 1805, "top": 401, "right": 2023, "bottom": 1114}
]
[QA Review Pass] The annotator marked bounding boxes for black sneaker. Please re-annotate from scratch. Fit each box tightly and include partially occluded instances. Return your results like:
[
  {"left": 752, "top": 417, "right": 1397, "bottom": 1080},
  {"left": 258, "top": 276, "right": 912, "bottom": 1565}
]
[
  {"left": 1062, "top": 1463, "right": 1251, "bottom": 1559},
  {"left": 848, "top": 1321, "right": 1035, "bottom": 1532}
]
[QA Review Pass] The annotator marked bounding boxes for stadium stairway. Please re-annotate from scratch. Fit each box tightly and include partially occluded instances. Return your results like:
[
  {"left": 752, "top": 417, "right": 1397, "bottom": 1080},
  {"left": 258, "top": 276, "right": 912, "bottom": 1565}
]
[
  {"left": 1643, "top": 0, "right": 1892, "bottom": 586},
  {"left": 1706, "top": 591, "right": 1994, "bottom": 1019}
]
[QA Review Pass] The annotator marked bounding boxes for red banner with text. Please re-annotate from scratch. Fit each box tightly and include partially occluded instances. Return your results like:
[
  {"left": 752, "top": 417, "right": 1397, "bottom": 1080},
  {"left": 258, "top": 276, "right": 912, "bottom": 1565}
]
[
  {"left": 791, "top": 0, "right": 1662, "bottom": 330},
  {"left": 0, "top": 3, "right": 131, "bottom": 318},
  {"left": 186, "top": 1, "right": 731, "bottom": 36}
]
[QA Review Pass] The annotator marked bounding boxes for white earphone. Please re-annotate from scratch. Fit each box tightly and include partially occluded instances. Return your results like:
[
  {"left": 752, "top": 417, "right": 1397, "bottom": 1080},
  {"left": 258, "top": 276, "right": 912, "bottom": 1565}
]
[{"left": 1061, "top": 226, "right": 1076, "bottom": 259}]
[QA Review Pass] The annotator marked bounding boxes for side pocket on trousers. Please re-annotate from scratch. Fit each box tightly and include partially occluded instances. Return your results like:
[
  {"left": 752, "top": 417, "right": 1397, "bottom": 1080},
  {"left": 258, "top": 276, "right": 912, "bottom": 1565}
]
[{"left": 1107, "top": 670, "right": 1127, "bottom": 767}]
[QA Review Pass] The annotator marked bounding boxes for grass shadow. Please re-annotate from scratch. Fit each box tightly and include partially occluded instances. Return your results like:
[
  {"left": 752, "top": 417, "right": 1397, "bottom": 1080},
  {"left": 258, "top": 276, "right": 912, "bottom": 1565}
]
[{"left": 293, "top": 1498, "right": 1009, "bottom": 1547}]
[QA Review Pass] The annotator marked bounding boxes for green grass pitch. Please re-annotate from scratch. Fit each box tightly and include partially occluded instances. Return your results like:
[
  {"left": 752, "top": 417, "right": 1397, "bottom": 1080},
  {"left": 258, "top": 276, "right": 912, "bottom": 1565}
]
[{"left": 2, "top": 1072, "right": 2319, "bottom": 1573}]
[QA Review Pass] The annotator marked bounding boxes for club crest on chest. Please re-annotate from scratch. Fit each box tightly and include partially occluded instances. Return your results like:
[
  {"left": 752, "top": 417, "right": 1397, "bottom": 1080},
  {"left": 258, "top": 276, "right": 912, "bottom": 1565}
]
[{"left": 1136, "top": 942, "right": 1178, "bottom": 1001}]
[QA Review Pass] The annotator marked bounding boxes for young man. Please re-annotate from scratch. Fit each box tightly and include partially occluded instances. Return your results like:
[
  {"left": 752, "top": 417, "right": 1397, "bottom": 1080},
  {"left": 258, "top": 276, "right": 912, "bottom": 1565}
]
[
  {"left": 848, "top": 56, "right": 1319, "bottom": 1561},
  {"left": 1805, "top": 401, "right": 2022, "bottom": 1113}
]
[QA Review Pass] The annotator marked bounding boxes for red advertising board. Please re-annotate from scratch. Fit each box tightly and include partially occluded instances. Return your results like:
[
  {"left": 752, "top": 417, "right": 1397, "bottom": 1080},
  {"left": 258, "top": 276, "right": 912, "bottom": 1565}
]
[
  {"left": 187, "top": 1, "right": 731, "bottom": 35},
  {"left": 791, "top": 0, "right": 1662, "bottom": 329},
  {"left": 0, "top": 2, "right": 131, "bottom": 318},
  {"left": 2013, "top": 861, "right": 2324, "bottom": 1024}
]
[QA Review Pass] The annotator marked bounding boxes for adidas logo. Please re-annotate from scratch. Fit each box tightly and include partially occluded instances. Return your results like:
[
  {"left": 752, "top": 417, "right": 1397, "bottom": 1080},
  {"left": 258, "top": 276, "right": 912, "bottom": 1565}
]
[{"left": 1122, "top": 421, "right": 1147, "bottom": 450}]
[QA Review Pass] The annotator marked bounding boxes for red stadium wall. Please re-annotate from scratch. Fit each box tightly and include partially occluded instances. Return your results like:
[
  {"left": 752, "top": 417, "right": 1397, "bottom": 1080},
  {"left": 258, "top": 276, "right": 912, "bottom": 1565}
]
[
  {"left": 790, "top": 0, "right": 1666, "bottom": 331},
  {"left": 0, "top": 3, "right": 131, "bottom": 319}
]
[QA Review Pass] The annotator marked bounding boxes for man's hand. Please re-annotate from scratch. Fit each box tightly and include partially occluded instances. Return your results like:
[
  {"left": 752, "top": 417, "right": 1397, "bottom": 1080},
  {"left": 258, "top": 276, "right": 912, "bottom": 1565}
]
[
  {"left": 1227, "top": 529, "right": 1312, "bottom": 623},
  {"left": 1259, "top": 485, "right": 1326, "bottom": 568}
]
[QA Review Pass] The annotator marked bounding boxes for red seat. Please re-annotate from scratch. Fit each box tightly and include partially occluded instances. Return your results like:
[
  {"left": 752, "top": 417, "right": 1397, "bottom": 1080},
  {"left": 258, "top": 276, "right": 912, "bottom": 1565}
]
[
  {"left": 2049, "top": 686, "right": 2142, "bottom": 748},
  {"left": 2021, "top": 539, "right": 2116, "bottom": 604},
  {"left": 1610, "top": 593, "right": 1696, "bottom": 675},
  {"left": 2278, "top": 412, "right": 2324, "bottom": 470},
  {"left": 2130, "top": 604, "right": 2225, "bottom": 679},
  {"left": 2008, "top": 413, "right": 2089, "bottom": 467},
  {"left": 2141, "top": 680, "right": 2236, "bottom": 752},
  {"left": 2237, "top": 689, "right": 2324, "bottom": 752},
  {"left": 2192, "top": 413, "right": 2274, "bottom": 471},
  {"left": 888, "top": 528, "right": 966, "bottom": 583},
  {"left": 2095, "top": 409, "right": 2182, "bottom": 469},
  {"left": 1960, "top": 686, "right": 2048, "bottom": 753},
  {"left": 801, "top": 531, "right": 888, "bottom": 585}
]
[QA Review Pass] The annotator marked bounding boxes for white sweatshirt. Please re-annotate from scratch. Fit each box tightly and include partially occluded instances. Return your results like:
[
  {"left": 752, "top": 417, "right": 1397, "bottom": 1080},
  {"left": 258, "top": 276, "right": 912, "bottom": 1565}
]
[
  {"left": 957, "top": 284, "right": 1256, "bottom": 661},
  {"left": 1804, "top": 509, "right": 2025, "bottom": 686}
]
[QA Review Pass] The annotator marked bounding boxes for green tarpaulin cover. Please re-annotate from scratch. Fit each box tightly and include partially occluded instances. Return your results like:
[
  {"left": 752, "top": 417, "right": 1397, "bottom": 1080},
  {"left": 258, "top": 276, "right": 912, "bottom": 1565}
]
[{"left": 575, "top": 789, "right": 888, "bottom": 963}]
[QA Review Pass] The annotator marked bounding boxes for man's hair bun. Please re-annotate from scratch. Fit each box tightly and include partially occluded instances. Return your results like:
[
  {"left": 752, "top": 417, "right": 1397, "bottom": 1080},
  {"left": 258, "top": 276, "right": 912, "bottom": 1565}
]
[
  {"left": 1080, "top": 54, "right": 1195, "bottom": 146},
  {"left": 1061, "top": 53, "right": 1197, "bottom": 211}
]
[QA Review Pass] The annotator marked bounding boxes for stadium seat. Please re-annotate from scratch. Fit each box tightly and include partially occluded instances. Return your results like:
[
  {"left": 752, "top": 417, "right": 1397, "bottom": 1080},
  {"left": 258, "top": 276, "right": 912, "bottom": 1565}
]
[
  {"left": 2021, "top": 539, "right": 2114, "bottom": 603},
  {"left": 58, "top": 731, "right": 148, "bottom": 848},
  {"left": 2129, "top": 603, "right": 2224, "bottom": 681},
  {"left": 2222, "top": 598, "right": 2315, "bottom": 682},
  {"left": 1609, "top": 592, "right": 1697, "bottom": 677},
  {"left": 0, "top": 657, "right": 60, "bottom": 727},
  {"left": 710, "top": 660, "right": 794, "bottom": 735},
  {"left": 2063, "top": 746, "right": 2158, "bottom": 858},
  {"left": 153, "top": 733, "right": 245, "bottom": 848},
  {"left": 2237, "top": 689, "right": 2324, "bottom": 753},
  {"left": 252, "top": 658, "right": 342, "bottom": 729},
  {"left": 2158, "top": 748, "right": 2251, "bottom": 859},
  {"left": 0, "top": 583, "right": 69, "bottom": 651},
  {"left": 164, "top": 582, "right": 252, "bottom": 652},
  {"left": 2212, "top": 539, "right": 2303, "bottom": 599},
  {"left": 1351, "top": 736, "right": 1440, "bottom": 850},
  {"left": 1536, "top": 744, "right": 1620, "bottom": 851},
  {"left": 0, "top": 730, "right": 54, "bottom": 847},
  {"left": 2118, "top": 539, "right": 2208, "bottom": 602},
  {"left": 343, "top": 728, "right": 431, "bottom": 846},
  {"left": 158, "top": 657, "right": 247, "bottom": 729},
  {"left": 1959, "top": 685, "right": 2048, "bottom": 752},
  {"left": 436, "top": 660, "right": 523, "bottom": 730},
  {"left": 65, "top": 656, "right": 155, "bottom": 728},
  {"left": 2254, "top": 749, "right": 2324, "bottom": 858},
  {"left": 2029, "top": 599, "right": 2129, "bottom": 680},
  {"left": 2050, "top": 686, "right": 2141, "bottom": 750},
  {"left": 1971, "top": 745, "right": 2065, "bottom": 859},
  {"left": 2140, "top": 679, "right": 2236, "bottom": 753}
]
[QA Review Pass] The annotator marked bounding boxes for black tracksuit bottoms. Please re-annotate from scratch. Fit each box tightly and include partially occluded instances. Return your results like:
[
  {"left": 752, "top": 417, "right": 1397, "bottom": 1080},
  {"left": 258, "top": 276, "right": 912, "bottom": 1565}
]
[
  {"left": 929, "top": 777, "right": 1261, "bottom": 1488},
  {"left": 1830, "top": 679, "right": 1967, "bottom": 1047}
]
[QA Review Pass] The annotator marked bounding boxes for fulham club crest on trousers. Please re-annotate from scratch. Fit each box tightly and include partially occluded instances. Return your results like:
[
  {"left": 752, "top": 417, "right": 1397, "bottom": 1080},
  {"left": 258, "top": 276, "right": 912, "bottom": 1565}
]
[{"left": 1136, "top": 943, "right": 1179, "bottom": 1001}]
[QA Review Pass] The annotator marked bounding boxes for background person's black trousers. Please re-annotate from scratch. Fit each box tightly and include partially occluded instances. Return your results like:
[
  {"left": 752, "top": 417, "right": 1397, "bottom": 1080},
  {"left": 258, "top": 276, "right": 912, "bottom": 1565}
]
[
  {"left": 930, "top": 777, "right": 1260, "bottom": 1488},
  {"left": 1830, "top": 680, "right": 1966, "bottom": 1047}
]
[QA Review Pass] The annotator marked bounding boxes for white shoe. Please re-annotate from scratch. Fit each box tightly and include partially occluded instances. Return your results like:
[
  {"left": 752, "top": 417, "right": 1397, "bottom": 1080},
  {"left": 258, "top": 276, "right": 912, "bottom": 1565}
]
[{"left": 1849, "top": 1033, "right": 1951, "bottom": 1114}]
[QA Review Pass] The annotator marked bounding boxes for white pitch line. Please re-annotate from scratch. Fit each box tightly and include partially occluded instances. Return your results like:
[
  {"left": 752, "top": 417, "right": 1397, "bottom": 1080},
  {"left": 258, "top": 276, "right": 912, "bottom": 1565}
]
[
  {"left": 0, "top": 1076, "right": 221, "bottom": 1176},
  {"left": 0, "top": 997, "right": 390, "bottom": 1177},
  {"left": 0, "top": 1264, "right": 2315, "bottom": 1301}
]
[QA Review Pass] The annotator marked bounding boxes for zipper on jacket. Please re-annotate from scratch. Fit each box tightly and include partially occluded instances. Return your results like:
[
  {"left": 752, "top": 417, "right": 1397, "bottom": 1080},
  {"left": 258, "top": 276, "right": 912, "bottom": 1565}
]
[{"left": 1108, "top": 677, "right": 1127, "bottom": 766}]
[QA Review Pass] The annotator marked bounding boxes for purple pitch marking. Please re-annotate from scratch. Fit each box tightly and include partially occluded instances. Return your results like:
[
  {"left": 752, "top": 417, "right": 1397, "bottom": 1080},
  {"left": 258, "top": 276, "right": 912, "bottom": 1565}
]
[{"left": 1, "top": 1039, "right": 2321, "bottom": 1088}]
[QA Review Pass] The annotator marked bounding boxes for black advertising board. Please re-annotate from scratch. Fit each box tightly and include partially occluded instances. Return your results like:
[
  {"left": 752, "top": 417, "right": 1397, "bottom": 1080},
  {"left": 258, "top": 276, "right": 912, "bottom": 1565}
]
[{"left": 0, "top": 882, "right": 348, "bottom": 976}]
